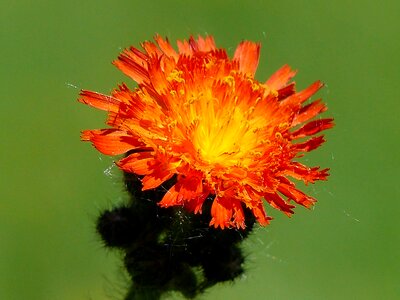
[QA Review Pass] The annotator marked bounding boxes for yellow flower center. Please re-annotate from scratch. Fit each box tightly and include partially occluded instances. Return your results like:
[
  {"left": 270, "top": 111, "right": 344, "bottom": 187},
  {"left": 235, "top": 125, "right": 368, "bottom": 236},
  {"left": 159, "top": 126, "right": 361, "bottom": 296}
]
[
  {"left": 195, "top": 109, "right": 245, "bottom": 165},
  {"left": 190, "top": 96, "right": 264, "bottom": 168}
]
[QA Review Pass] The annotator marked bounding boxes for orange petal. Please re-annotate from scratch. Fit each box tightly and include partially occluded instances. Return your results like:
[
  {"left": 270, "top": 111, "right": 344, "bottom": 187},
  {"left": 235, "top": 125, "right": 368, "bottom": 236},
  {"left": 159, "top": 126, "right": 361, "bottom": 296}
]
[
  {"left": 233, "top": 41, "right": 260, "bottom": 76},
  {"left": 188, "top": 36, "right": 200, "bottom": 52},
  {"left": 142, "top": 170, "right": 174, "bottom": 190},
  {"left": 292, "top": 99, "right": 327, "bottom": 126},
  {"left": 282, "top": 81, "right": 323, "bottom": 107},
  {"left": 159, "top": 175, "right": 205, "bottom": 210},
  {"left": 263, "top": 192, "right": 295, "bottom": 216},
  {"left": 251, "top": 203, "right": 271, "bottom": 226},
  {"left": 158, "top": 186, "right": 183, "bottom": 207},
  {"left": 278, "top": 180, "right": 316, "bottom": 208},
  {"left": 231, "top": 199, "right": 246, "bottom": 229},
  {"left": 210, "top": 197, "right": 232, "bottom": 229},
  {"left": 177, "top": 39, "right": 192, "bottom": 55},
  {"left": 290, "top": 118, "right": 334, "bottom": 139},
  {"left": 78, "top": 90, "right": 120, "bottom": 112},
  {"left": 296, "top": 81, "right": 324, "bottom": 103},
  {"left": 276, "top": 83, "right": 296, "bottom": 100},
  {"left": 196, "top": 35, "right": 216, "bottom": 52},
  {"left": 110, "top": 84, "right": 139, "bottom": 106},
  {"left": 154, "top": 34, "right": 178, "bottom": 60},
  {"left": 141, "top": 41, "right": 162, "bottom": 57},
  {"left": 284, "top": 162, "right": 329, "bottom": 183},
  {"left": 179, "top": 176, "right": 203, "bottom": 199},
  {"left": 185, "top": 192, "right": 209, "bottom": 214},
  {"left": 81, "top": 129, "right": 141, "bottom": 155},
  {"left": 113, "top": 48, "right": 149, "bottom": 84},
  {"left": 116, "top": 152, "right": 155, "bottom": 175},
  {"left": 159, "top": 184, "right": 183, "bottom": 207},
  {"left": 266, "top": 64, "right": 297, "bottom": 90},
  {"left": 292, "top": 136, "right": 326, "bottom": 153},
  {"left": 147, "top": 56, "right": 169, "bottom": 94}
]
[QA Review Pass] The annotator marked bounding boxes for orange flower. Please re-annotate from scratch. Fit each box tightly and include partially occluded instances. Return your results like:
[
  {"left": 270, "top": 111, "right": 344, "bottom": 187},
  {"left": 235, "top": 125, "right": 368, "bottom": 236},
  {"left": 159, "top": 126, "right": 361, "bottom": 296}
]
[{"left": 80, "top": 35, "right": 334, "bottom": 229}]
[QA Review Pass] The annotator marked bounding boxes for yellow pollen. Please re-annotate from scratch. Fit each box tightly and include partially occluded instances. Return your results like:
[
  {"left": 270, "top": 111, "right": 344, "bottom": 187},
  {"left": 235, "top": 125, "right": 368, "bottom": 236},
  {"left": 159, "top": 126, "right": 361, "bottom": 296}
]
[
  {"left": 271, "top": 89, "right": 279, "bottom": 97},
  {"left": 167, "top": 70, "right": 185, "bottom": 83},
  {"left": 248, "top": 78, "right": 261, "bottom": 91},
  {"left": 223, "top": 75, "right": 235, "bottom": 87},
  {"left": 252, "top": 83, "right": 260, "bottom": 91},
  {"left": 167, "top": 120, "right": 177, "bottom": 130},
  {"left": 278, "top": 122, "right": 289, "bottom": 130}
]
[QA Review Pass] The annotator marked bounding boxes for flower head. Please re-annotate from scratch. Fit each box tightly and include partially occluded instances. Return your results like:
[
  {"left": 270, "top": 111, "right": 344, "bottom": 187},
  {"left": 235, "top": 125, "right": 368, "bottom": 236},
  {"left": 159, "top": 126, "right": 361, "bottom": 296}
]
[{"left": 80, "top": 35, "right": 334, "bottom": 229}]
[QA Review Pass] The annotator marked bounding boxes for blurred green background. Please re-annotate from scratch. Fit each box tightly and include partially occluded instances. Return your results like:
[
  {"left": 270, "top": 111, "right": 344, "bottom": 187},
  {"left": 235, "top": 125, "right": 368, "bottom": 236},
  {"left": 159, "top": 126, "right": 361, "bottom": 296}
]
[{"left": 1, "top": 0, "right": 399, "bottom": 299}]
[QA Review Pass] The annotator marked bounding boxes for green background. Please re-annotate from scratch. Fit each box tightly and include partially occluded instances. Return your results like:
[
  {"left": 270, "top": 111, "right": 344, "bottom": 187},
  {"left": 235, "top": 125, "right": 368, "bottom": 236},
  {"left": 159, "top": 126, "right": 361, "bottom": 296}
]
[{"left": 1, "top": 0, "right": 399, "bottom": 299}]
